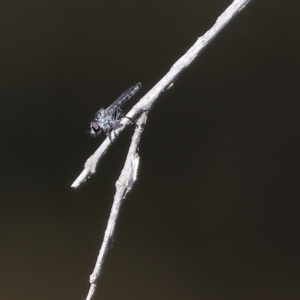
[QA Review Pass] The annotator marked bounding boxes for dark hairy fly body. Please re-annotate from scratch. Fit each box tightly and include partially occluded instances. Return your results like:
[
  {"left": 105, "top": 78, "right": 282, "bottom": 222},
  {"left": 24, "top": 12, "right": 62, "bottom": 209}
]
[{"left": 89, "top": 83, "right": 142, "bottom": 141}]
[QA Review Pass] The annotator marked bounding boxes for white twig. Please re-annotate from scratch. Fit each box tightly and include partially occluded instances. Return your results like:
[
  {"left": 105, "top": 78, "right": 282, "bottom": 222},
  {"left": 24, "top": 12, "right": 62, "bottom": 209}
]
[
  {"left": 74, "top": 1, "right": 252, "bottom": 299},
  {"left": 71, "top": 0, "right": 251, "bottom": 188},
  {"left": 85, "top": 112, "right": 147, "bottom": 300}
]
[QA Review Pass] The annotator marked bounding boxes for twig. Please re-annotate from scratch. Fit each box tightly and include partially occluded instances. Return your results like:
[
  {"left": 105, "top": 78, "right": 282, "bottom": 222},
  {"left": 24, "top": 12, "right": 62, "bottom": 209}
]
[
  {"left": 85, "top": 112, "right": 147, "bottom": 300},
  {"left": 71, "top": 0, "right": 251, "bottom": 188},
  {"left": 74, "top": 0, "right": 252, "bottom": 299}
]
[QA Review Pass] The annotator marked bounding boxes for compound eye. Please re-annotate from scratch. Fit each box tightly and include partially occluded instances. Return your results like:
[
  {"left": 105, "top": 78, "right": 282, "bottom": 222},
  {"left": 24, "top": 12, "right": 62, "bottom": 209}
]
[{"left": 90, "top": 122, "right": 100, "bottom": 133}]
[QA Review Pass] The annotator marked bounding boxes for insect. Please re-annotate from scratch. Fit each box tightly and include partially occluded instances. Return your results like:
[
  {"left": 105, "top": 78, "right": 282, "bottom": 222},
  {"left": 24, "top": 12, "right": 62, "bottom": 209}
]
[{"left": 89, "top": 83, "right": 142, "bottom": 141}]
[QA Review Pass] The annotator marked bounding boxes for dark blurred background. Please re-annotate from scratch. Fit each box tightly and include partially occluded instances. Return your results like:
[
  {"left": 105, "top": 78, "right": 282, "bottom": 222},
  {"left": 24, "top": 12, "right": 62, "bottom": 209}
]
[{"left": 1, "top": 0, "right": 300, "bottom": 299}]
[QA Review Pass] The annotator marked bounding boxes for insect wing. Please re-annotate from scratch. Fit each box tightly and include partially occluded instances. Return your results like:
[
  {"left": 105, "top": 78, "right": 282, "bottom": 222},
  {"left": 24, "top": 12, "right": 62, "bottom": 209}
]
[{"left": 107, "top": 83, "right": 142, "bottom": 110}]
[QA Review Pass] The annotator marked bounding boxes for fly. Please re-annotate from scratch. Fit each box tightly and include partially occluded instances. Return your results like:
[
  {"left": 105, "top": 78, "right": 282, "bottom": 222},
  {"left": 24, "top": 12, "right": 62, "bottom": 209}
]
[{"left": 89, "top": 83, "right": 142, "bottom": 140}]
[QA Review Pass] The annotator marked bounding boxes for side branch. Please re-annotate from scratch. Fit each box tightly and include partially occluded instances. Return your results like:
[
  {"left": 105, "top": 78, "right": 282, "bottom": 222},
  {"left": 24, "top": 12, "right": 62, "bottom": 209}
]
[{"left": 85, "top": 112, "right": 148, "bottom": 300}]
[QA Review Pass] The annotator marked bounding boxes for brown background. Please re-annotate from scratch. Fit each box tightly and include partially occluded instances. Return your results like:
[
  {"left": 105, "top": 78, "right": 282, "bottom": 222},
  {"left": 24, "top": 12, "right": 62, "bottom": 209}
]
[{"left": 1, "top": 0, "right": 300, "bottom": 299}]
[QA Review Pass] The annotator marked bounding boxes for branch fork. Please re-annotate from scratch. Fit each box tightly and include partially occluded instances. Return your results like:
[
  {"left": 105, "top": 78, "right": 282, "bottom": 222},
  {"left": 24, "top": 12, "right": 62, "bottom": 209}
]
[{"left": 71, "top": 1, "right": 252, "bottom": 299}]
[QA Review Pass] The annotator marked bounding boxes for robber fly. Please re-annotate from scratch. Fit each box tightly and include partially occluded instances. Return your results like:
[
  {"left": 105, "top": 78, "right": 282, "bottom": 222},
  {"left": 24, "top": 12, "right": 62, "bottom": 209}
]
[{"left": 89, "top": 83, "right": 142, "bottom": 140}]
